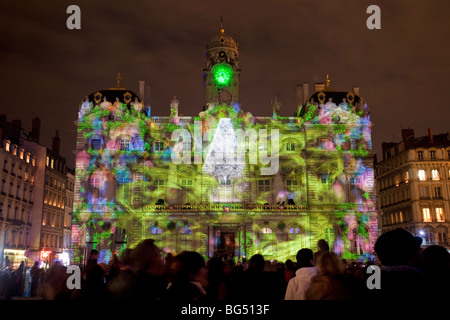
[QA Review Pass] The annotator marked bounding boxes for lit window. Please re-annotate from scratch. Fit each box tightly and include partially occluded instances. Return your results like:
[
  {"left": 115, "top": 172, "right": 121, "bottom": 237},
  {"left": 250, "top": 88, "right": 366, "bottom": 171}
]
[
  {"left": 422, "top": 208, "right": 431, "bottom": 222},
  {"left": 50, "top": 158, "right": 54, "bottom": 169},
  {"left": 399, "top": 211, "right": 403, "bottom": 223},
  {"left": 32, "top": 157, "right": 36, "bottom": 166},
  {"left": 5, "top": 140, "right": 10, "bottom": 152},
  {"left": 46, "top": 156, "right": 49, "bottom": 167},
  {"left": 26, "top": 153, "right": 30, "bottom": 163},
  {"left": 19, "top": 149, "right": 24, "bottom": 160},
  {"left": 261, "top": 227, "right": 272, "bottom": 234},
  {"left": 151, "top": 226, "right": 162, "bottom": 234},
  {"left": 405, "top": 171, "right": 409, "bottom": 183},
  {"left": 436, "top": 208, "right": 445, "bottom": 222},
  {"left": 395, "top": 175, "right": 400, "bottom": 187},
  {"left": 418, "top": 170, "right": 426, "bottom": 181},
  {"left": 432, "top": 169, "right": 440, "bottom": 180}
]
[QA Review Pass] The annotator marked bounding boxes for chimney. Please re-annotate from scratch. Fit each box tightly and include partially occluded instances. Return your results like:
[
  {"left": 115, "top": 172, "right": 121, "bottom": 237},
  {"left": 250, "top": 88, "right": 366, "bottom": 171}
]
[
  {"left": 314, "top": 82, "right": 325, "bottom": 92},
  {"left": 11, "top": 119, "right": 22, "bottom": 145},
  {"left": 353, "top": 86, "right": 360, "bottom": 96},
  {"left": 428, "top": 128, "right": 433, "bottom": 143},
  {"left": 401, "top": 128, "right": 415, "bottom": 145},
  {"left": 31, "top": 116, "right": 41, "bottom": 143},
  {"left": 139, "top": 81, "right": 145, "bottom": 100},
  {"left": 52, "top": 130, "right": 60, "bottom": 154}
]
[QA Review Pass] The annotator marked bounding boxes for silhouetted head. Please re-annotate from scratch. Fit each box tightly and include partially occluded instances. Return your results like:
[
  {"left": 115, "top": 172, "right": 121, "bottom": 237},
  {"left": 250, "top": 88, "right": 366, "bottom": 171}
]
[
  {"left": 296, "top": 248, "right": 314, "bottom": 268},
  {"left": 423, "top": 245, "right": 450, "bottom": 273},
  {"left": 248, "top": 254, "right": 265, "bottom": 272},
  {"left": 315, "top": 251, "right": 345, "bottom": 276},
  {"left": 374, "top": 228, "right": 422, "bottom": 266},
  {"left": 132, "top": 239, "right": 162, "bottom": 274},
  {"left": 317, "top": 239, "right": 330, "bottom": 251}
]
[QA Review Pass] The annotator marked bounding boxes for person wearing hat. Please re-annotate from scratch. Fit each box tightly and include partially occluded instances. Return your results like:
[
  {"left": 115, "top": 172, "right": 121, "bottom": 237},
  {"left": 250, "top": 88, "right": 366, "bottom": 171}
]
[{"left": 369, "top": 228, "right": 424, "bottom": 300}]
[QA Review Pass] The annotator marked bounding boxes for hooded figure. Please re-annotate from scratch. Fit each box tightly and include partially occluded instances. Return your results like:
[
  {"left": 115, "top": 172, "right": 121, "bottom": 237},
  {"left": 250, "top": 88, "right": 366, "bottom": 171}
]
[{"left": 285, "top": 248, "right": 317, "bottom": 300}]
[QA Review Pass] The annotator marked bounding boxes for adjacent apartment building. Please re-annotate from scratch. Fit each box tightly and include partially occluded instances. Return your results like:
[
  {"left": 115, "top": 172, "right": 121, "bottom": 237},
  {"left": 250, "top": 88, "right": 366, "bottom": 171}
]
[{"left": 375, "top": 128, "right": 450, "bottom": 250}]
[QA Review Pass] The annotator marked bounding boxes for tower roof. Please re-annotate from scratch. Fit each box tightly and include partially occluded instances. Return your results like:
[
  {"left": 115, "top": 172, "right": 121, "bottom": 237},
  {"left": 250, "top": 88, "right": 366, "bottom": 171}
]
[{"left": 206, "top": 19, "right": 238, "bottom": 52}]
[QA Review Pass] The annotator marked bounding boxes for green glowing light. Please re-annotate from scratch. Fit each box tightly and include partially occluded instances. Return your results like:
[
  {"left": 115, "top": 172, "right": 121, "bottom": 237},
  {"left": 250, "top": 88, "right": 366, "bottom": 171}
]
[{"left": 212, "top": 64, "right": 233, "bottom": 86}]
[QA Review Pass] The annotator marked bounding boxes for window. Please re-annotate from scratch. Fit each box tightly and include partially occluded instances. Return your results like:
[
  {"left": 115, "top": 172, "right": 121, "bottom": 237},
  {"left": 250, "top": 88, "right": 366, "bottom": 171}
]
[
  {"left": 420, "top": 186, "right": 429, "bottom": 198},
  {"left": 260, "top": 227, "right": 272, "bottom": 234},
  {"left": 432, "top": 169, "right": 440, "bottom": 180},
  {"left": 286, "top": 179, "right": 298, "bottom": 190},
  {"left": 417, "top": 151, "right": 423, "bottom": 160},
  {"left": 258, "top": 180, "right": 270, "bottom": 192},
  {"left": 50, "top": 158, "right": 54, "bottom": 169},
  {"left": 91, "top": 138, "right": 102, "bottom": 150},
  {"left": 150, "top": 226, "right": 162, "bottom": 235},
  {"left": 181, "top": 179, "right": 193, "bottom": 187},
  {"left": 26, "top": 153, "right": 30, "bottom": 163},
  {"left": 154, "top": 141, "right": 164, "bottom": 151},
  {"left": 434, "top": 187, "right": 442, "bottom": 199},
  {"left": 120, "top": 138, "right": 130, "bottom": 151},
  {"left": 286, "top": 142, "right": 295, "bottom": 151},
  {"left": 289, "top": 227, "right": 301, "bottom": 234},
  {"left": 423, "top": 208, "right": 431, "bottom": 222},
  {"left": 430, "top": 150, "right": 436, "bottom": 160},
  {"left": 5, "top": 140, "right": 10, "bottom": 152},
  {"left": 219, "top": 179, "right": 231, "bottom": 186},
  {"left": 436, "top": 208, "right": 445, "bottom": 222},
  {"left": 418, "top": 170, "right": 426, "bottom": 181},
  {"left": 19, "top": 149, "right": 24, "bottom": 160}
]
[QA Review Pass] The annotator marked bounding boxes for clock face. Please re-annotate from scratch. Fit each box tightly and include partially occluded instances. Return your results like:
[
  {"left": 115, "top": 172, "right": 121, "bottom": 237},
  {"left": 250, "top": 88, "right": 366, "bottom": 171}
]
[{"left": 212, "top": 64, "right": 233, "bottom": 86}]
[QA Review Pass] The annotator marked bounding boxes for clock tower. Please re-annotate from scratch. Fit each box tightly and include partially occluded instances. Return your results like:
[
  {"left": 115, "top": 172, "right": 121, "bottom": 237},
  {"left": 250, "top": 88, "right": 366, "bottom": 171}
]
[{"left": 203, "top": 20, "right": 240, "bottom": 106}]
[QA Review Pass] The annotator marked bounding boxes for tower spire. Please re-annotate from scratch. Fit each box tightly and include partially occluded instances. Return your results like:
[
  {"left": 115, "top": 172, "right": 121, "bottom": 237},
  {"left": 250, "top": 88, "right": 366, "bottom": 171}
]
[{"left": 220, "top": 16, "right": 225, "bottom": 34}]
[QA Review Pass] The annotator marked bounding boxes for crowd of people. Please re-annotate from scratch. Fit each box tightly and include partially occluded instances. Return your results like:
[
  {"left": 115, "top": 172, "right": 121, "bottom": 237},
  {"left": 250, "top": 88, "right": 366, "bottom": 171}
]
[{"left": 0, "top": 228, "right": 448, "bottom": 301}]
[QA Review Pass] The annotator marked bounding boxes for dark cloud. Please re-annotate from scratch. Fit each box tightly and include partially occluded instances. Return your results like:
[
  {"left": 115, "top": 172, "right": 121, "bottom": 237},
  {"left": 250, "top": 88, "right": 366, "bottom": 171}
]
[{"left": 0, "top": 0, "right": 449, "bottom": 168}]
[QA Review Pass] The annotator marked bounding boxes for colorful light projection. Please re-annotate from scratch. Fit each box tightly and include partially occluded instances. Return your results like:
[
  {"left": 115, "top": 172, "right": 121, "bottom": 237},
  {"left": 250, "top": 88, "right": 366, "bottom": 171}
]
[{"left": 73, "top": 88, "right": 377, "bottom": 264}]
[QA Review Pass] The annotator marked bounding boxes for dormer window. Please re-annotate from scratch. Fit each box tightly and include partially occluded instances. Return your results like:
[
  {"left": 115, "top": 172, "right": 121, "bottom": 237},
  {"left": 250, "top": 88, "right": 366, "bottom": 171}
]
[
  {"left": 430, "top": 150, "right": 436, "bottom": 160},
  {"left": 5, "top": 140, "right": 10, "bottom": 152}
]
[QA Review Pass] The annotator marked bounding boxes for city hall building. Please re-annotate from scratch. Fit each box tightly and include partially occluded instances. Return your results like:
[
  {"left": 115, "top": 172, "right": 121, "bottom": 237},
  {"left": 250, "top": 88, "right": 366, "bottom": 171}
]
[{"left": 72, "top": 23, "right": 378, "bottom": 264}]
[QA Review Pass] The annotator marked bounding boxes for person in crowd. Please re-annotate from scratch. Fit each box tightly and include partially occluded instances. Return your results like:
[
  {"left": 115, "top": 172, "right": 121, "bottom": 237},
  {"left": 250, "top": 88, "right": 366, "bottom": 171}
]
[
  {"left": 285, "top": 248, "right": 317, "bottom": 300},
  {"left": 42, "top": 261, "right": 71, "bottom": 300},
  {"left": 305, "top": 251, "right": 352, "bottom": 300},
  {"left": 422, "top": 245, "right": 450, "bottom": 300},
  {"left": 369, "top": 228, "right": 424, "bottom": 300},
  {"left": 230, "top": 254, "right": 284, "bottom": 301},
  {"left": 161, "top": 251, "right": 209, "bottom": 301},
  {"left": 30, "top": 261, "right": 41, "bottom": 297},
  {"left": 283, "top": 259, "right": 295, "bottom": 285},
  {"left": 81, "top": 249, "right": 107, "bottom": 300},
  {"left": 313, "top": 239, "right": 330, "bottom": 264},
  {"left": 206, "top": 256, "right": 230, "bottom": 300},
  {"left": 108, "top": 239, "right": 166, "bottom": 301}
]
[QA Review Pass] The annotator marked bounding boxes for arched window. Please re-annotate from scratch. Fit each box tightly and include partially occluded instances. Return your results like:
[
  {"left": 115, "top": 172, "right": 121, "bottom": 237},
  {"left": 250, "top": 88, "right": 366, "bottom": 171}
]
[
  {"left": 260, "top": 227, "right": 272, "bottom": 234},
  {"left": 151, "top": 226, "right": 163, "bottom": 235}
]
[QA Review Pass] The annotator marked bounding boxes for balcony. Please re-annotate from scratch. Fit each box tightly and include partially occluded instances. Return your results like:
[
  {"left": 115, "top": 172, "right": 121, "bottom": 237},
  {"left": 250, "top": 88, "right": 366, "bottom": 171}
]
[{"left": 142, "top": 203, "right": 308, "bottom": 213}]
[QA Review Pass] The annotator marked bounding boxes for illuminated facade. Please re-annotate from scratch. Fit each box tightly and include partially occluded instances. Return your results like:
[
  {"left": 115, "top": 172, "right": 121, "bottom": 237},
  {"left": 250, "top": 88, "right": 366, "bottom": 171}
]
[
  {"left": 375, "top": 128, "right": 450, "bottom": 250},
  {"left": 73, "top": 24, "right": 378, "bottom": 264}
]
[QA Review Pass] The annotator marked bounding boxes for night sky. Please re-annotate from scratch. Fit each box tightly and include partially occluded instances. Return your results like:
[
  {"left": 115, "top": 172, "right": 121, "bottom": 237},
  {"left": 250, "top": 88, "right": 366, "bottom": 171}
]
[{"left": 0, "top": 0, "right": 449, "bottom": 169}]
